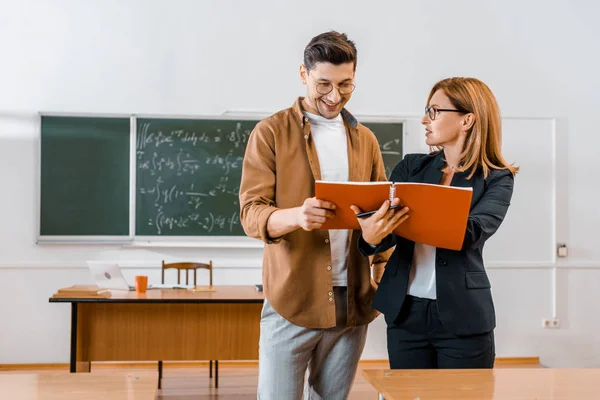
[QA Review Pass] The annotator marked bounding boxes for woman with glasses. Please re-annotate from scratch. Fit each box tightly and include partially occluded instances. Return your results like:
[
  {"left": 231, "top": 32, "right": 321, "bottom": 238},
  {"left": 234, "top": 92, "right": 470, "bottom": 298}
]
[{"left": 351, "top": 77, "right": 519, "bottom": 369}]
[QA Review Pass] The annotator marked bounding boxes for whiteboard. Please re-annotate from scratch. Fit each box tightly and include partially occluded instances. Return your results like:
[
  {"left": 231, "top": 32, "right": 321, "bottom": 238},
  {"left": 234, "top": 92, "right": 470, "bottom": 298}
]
[{"left": 402, "top": 117, "right": 555, "bottom": 265}]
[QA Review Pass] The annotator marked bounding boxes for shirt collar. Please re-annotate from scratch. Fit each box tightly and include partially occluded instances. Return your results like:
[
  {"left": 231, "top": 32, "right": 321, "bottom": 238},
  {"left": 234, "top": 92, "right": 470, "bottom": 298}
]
[{"left": 292, "top": 97, "right": 358, "bottom": 129}]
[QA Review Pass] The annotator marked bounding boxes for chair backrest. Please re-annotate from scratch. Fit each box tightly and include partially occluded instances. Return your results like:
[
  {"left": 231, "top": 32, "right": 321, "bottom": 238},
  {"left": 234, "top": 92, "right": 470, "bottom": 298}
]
[{"left": 161, "top": 261, "right": 213, "bottom": 286}]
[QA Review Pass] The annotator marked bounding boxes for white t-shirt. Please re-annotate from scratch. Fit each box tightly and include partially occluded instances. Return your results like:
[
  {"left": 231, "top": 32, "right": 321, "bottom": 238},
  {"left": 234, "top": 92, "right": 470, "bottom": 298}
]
[
  {"left": 407, "top": 243, "right": 437, "bottom": 299},
  {"left": 303, "top": 111, "right": 349, "bottom": 286}
]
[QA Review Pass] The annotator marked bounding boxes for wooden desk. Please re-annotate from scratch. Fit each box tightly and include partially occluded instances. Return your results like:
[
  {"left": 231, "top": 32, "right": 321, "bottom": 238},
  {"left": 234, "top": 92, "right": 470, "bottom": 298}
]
[
  {"left": 363, "top": 368, "right": 600, "bottom": 399},
  {"left": 0, "top": 372, "right": 155, "bottom": 400},
  {"left": 49, "top": 286, "right": 264, "bottom": 388}
]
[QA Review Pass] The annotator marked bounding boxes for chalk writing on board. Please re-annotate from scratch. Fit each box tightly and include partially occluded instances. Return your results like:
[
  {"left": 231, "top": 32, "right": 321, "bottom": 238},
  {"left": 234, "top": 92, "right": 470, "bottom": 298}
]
[
  {"left": 380, "top": 138, "right": 402, "bottom": 155},
  {"left": 379, "top": 137, "right": 403, "bottom": 178},
  {"left": 136, "top": 120, "right": 252, "bottom": 235}
]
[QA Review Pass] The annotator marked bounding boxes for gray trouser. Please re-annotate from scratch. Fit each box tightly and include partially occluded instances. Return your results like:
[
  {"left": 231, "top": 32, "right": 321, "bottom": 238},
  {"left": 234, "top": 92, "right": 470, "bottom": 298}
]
[{"left": 257, "top": 287, "right": 368, "bottom": 400}]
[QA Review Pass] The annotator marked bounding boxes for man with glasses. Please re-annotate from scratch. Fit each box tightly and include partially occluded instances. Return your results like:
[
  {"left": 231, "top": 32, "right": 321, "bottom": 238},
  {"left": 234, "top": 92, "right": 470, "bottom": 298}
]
[{"left": 239, "top": 31, "right": 391, "bottom": 399}]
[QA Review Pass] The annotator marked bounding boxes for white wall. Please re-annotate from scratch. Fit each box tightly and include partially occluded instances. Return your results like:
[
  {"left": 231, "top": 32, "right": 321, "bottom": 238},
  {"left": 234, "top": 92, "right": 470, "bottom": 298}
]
[{"left": 1, "top": 0, "right": 599, "bottom": 367}]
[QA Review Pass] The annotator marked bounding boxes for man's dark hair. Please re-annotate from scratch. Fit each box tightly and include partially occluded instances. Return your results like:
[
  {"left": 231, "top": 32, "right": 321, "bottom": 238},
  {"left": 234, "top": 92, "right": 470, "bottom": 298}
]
[{"left": 303, "top": 31, "right": 357, "bottom": 71}]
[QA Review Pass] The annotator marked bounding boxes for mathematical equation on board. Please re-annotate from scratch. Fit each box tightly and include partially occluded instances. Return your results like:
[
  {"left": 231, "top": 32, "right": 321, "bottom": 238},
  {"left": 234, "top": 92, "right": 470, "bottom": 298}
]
[
  {"left": 135, "top": 121, "right": 250, "bottom": 235},
  {"left": 147, "top": 208, "right": 241, "bottom": 236}
]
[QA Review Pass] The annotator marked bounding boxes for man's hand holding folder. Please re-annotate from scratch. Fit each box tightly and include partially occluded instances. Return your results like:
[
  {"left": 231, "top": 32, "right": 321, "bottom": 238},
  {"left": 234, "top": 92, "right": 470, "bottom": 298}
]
[
  {"left": 266, "top": 196, "right": 338, "bottom": 238},
  {"left": 296, "top": 197, "right": 337, "bottom": 231}
]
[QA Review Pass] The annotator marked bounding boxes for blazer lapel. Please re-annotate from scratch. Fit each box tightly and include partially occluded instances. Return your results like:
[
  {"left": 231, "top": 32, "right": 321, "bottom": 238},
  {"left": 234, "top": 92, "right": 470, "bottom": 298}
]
[
  {"left": 422, "top": 151, "right": 445, "bottom": 184},
  {"left": 422, "top": 151, "right": 483, "bottom": 210}
]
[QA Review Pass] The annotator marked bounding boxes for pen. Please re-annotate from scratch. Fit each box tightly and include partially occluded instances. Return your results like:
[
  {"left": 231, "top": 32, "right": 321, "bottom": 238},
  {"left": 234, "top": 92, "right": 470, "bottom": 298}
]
[{"left": 356, "top": 204, "right": 402, "bottom": 218}]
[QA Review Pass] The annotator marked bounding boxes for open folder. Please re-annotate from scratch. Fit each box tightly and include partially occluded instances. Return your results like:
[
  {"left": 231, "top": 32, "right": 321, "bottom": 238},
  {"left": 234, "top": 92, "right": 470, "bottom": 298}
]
[{"left": 314, "top": 180, "right": 473, "bottom": 251}]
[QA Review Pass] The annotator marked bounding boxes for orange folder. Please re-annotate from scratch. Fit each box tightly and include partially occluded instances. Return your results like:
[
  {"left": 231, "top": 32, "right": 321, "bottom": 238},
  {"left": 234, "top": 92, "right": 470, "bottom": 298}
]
[{"left": 314, "top": 180, "right": 473, "bottom": 251}]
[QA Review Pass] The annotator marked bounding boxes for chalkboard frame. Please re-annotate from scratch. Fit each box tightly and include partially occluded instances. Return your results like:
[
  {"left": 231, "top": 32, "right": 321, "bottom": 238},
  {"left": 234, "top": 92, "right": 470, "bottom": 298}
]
[{"left": 36, "top": 111, "right": 406, "bottom": 247}]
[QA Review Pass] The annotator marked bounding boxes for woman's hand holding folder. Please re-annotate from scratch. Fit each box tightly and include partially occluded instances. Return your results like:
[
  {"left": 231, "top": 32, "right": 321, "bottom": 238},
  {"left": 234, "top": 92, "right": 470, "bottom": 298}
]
[{"left": 350, "top": 198, "right": 409, "bottom": 246}]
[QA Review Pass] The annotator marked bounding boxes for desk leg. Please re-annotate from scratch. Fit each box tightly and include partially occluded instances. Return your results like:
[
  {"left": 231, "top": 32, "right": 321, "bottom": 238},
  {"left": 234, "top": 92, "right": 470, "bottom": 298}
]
[
  {"left": 215, "top": 360, "right": 219, "bottom": 388},
  {"left": 70, "top": 303, "right": 91, "bottom": 373},
  {"left": 69, "top": 303, "right": 78, "bottom": 373}
]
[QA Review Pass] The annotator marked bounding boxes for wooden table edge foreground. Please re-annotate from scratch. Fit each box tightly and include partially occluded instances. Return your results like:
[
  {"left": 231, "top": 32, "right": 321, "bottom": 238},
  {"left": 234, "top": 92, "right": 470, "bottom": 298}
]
[{"left": 362, "top": 368, "right": 600, "bottom": 400}]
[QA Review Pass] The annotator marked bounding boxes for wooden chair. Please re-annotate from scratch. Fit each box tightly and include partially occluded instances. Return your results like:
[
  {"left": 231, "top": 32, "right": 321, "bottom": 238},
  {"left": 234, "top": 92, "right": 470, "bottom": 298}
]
[
  {"left": 157, "top": 260, "right": 217, "bottom": 389},
  {"left": 161, "top": 260, "right": 213, "bottom": 287}
]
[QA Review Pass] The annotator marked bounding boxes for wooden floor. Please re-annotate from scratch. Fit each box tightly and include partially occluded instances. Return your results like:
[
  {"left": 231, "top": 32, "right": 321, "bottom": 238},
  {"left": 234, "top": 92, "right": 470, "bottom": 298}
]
[
  {"left": 0, "top": 371, "right": 156, "bottom": 400},
  {"left": 0, "top": 359, "right": 541, "bottom": 400}
]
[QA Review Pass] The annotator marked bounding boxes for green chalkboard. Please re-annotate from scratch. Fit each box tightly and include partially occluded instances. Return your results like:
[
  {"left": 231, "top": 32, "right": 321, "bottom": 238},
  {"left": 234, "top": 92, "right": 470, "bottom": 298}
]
[
  {"left": 40, "top": 116, "right": 130, "bottom": 236},
  {"left": 134, "top": 118, "right": 403, "bottom": 236},
  {"left": 135, "top": 118, "right": 254, "bottom": 236}
]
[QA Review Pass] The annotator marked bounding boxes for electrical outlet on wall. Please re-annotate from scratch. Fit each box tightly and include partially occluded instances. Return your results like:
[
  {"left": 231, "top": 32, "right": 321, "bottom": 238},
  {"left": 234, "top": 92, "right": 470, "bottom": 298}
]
[
  {"left": 557, "top": 243, "right": 568, "bottom": 257},
  {"left": 542, "top": 318, "right": 560, "bottom": 328}
]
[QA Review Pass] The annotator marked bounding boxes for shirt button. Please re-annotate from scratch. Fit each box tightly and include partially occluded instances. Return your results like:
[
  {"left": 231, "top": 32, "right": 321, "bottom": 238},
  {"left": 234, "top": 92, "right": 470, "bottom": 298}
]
[
  {"left": 329, "top": 297, "right": 333, "bottom": 302},
  {"left": 304, "top": 135, "right": 308, "bottom": 140},
  {"left": 327, "top": 266, "right": 332, "bottom": 271},
  {"left": 328, "top": 291, "right": 333, "bottom": 296},
  {"left": 325, "top": 238, "right": 329, "bottom": 243}
]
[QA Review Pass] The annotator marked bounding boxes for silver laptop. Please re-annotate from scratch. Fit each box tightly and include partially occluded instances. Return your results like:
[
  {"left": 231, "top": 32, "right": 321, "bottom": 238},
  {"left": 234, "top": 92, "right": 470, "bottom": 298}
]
[{"left": 87, "top": 262, "right": 135, "bottom": 291}]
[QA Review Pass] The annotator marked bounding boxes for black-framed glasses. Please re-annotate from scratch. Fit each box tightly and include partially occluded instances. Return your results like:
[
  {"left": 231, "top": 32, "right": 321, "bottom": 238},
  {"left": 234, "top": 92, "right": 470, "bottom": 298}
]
[
  {"left": 424, "top": 105, "right": 467, "bottom": 120},
  {"left": 316, "top": 82, "right": 356, "bottom": 95}
]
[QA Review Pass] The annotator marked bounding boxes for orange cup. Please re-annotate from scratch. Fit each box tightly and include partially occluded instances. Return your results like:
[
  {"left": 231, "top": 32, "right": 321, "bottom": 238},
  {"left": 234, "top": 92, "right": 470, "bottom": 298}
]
[{"left": 135, "top": 275, "right": 148, "bottom": 293}]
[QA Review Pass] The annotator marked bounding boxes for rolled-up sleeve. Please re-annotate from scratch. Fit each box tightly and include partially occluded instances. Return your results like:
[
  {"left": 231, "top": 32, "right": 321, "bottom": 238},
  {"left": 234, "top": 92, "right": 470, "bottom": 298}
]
[{"left": 239, "top": 122, "right": 282, "bottom": 244}]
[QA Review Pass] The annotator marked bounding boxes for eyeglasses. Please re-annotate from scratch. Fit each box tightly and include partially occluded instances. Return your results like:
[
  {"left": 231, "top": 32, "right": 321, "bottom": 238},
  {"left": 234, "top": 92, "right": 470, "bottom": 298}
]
[
  {"left": 316, "top": 82, "right": 356, "bottom": 95},
  {"left": 424, "top": 105, "right": 468, "bottom": 121}
]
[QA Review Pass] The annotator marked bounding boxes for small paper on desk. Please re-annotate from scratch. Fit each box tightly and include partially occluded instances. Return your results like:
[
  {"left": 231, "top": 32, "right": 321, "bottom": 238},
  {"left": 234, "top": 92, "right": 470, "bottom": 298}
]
[
  {"left": 188, "top": 285, "right": 216, "bottom": 292},
  {"left": 149, "top": 283, "right": 195, "bottom": 290}
]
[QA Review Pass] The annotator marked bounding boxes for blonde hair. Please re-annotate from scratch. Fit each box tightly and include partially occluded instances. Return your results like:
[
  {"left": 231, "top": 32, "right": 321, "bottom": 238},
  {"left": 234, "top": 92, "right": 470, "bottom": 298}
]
[{"left": 428, "top": 77, "right": 519, "bottom": 178}]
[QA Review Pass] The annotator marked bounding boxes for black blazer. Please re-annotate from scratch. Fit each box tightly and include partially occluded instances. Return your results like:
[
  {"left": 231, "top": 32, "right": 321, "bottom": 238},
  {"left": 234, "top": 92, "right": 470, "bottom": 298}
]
[{"left": 359, "top": 151, "right": 514, "bottom": 336}]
